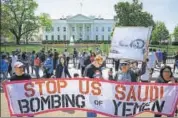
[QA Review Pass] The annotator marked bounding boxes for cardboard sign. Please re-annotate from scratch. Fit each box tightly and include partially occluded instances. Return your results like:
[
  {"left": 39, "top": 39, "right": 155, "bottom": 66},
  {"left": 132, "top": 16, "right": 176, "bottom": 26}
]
[
  {"left": 3, "top": 79, "right": 178, "bottom": 117},
  {"left": 109, "top": 27, "right": 152, "bottom": 61}
]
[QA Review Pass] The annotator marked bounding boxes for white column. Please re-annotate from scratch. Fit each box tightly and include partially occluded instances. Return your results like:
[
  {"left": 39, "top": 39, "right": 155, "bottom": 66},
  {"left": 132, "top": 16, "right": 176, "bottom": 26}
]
[
  {"left": 83, "top": 24, "right": 85, "bottom": 40},
  {"left": 67, "top": 24, "right": 70, "bottom": 40},
  {"left": 75, "top": 24, "right": 77, "bottom": 40},
  {"left": 91, "top": 23, "right": 94, "bottom": 40}
]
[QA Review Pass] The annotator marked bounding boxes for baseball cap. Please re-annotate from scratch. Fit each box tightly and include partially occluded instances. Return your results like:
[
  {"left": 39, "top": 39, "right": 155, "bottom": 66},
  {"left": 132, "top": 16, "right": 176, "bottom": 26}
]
[{"left": 14, "top": 62, "right": 24, "bottom": 68}]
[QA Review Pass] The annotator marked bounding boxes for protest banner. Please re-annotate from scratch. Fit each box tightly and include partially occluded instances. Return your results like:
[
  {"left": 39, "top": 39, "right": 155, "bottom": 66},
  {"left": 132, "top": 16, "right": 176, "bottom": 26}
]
[
  {"left": 109, "top": 27, "right": 152, "bottom": 61},
  {"left": 3, "top": 78, "right": 178, "bottom": 117}
]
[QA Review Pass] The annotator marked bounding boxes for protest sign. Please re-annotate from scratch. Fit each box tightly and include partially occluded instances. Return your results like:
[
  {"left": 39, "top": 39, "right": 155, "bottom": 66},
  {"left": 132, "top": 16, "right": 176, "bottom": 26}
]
[
  {"left": 109, "top": 27, "right": 152, "bottom": 61},
  {"left": 3, "top": 79, "right": 178, "bottom": 117}
]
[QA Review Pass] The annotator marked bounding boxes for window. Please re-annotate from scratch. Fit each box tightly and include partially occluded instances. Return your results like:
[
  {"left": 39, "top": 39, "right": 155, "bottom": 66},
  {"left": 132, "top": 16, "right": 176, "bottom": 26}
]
[
  {"left": 63, "top": 27, "right": 66, "bottom": 32},
  {"left": 63, "top": 35, "right": 66, "bottom": 40},
  {"left": 96, "top": 27, "right": 98, "bottom": 32},
  {"left": 51, "top": 35, "right": 54, "bottom": 40},
  {"left": 108, "top": 35, "right": 111, "bottom": 40},
  {"left": 79, "top": 27, "right": 82, "bottom": 32},
  {"left": 96, "top": 35, "right": 98, "bottom": 40},
  {"left": 87, "top": 27, "right": 90, "bottom": 32},
  {"left": 108, "top": 27, "right": 111, "bottom": 32},
  {"left": 57, "top": 27, "right": 60, "bottom": 32},
  {"left": 102, "top": 27, "right": 104, "bottom": 32},
  {"left": 45, "top": 35, "right": 48, "bottom": 40},
  {"left": 51, "top": 27, "right": 54, "bottom": 32},
  {"left": 72, "top": 35, "right": 75, "bottom": 40},
  {"left": 87, "top": 35, "right": 89, "bottom": 40},
  {"left": 58, "top": 35, "right": 60, "bottom": 40},
  {"left": 102, "top": 35, "right": 104, "bottom": 40},
  {"left": 72, "top": 27, "right": 75, "bottom": 32}
]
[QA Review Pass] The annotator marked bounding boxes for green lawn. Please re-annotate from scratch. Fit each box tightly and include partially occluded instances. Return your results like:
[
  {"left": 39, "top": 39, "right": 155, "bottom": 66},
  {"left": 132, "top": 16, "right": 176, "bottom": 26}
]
[{"left": 1, "top": 44, "right": 177, "bottom": 55}]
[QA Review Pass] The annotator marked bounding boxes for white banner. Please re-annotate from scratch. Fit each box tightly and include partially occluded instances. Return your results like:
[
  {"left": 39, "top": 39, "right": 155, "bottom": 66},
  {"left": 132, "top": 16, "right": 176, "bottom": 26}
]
[
  {"left": 109, "top": 27, "right": 152, "bottom": 61},
  {"left": 3, "top": 79, "right": 178, "bottom": 117}
]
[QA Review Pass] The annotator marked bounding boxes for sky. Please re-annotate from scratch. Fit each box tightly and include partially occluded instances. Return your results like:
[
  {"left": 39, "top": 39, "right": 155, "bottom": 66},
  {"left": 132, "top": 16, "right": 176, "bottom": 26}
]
[{"left": 35, "top": 0, "right": 178, "bottom": 33}]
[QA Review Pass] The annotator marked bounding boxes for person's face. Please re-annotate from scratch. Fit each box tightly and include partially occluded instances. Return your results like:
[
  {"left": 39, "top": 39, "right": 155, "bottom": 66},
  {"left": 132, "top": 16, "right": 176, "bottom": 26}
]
[
  {"left": 61, "top": 58, "right": 64, "bottom": 64},
  {"left": 162, "top": 69, "right": 171, "bottom": 81},
  {"left": 121, "top": 63, "right": 129, "bottom": 73},
  {"left": 15, "top": 67, "right": 24, "bottom": 76},
  {"left": 95, "top": 58, "right": 103, "bottom": 67}
]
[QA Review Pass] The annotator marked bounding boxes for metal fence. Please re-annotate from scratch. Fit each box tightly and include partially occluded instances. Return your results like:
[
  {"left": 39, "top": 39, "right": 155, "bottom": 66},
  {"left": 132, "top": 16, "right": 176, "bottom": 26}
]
[{"left": 69, "top": 56, "right": 175, "bottom": 64}]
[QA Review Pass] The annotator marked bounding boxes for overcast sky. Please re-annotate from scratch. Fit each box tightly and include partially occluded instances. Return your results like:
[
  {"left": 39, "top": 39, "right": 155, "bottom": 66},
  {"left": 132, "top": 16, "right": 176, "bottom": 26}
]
[{"left": 35, "top": 0, "right": 178, "bottom": 33}]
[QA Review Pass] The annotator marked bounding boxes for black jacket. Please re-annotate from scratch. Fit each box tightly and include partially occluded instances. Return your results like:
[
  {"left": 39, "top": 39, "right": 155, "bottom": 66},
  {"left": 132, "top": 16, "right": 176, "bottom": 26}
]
[{"left": 55, "top": 63, "right": 71, "bottom": 78}]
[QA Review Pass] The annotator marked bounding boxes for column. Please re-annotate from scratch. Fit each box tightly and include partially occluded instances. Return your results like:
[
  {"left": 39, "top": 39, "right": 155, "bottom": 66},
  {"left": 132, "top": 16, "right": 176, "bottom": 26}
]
[
  {"left": 83, "top": 23, "right": 85, "bottom": 40},
  {"left": 67, "top": 24, "right": 70, "bottom": 40},
  {"left": 75, "top": 24, "right": 77, "bottom": 40},
  {"left": 91, "top": 23, "right": 94, "bottom": 40}
]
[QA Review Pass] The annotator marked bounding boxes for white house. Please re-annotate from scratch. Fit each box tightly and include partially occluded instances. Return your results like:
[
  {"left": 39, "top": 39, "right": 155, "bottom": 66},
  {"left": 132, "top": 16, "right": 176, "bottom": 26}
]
[{"left": 43, "top": 14, "right": 115, "bottom": 41}]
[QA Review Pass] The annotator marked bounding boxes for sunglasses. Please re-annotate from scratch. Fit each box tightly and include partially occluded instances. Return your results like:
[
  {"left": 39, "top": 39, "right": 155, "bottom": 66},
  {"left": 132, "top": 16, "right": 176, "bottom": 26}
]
[{"left": 120, "top": 63, "right": 128, "bottom": 66}]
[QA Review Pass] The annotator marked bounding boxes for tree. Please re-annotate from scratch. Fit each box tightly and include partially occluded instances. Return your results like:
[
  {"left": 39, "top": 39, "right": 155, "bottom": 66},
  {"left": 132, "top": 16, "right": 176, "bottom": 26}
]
[
  {"left": 114, "top": 0, "right": 154, "bottom": 27},
  {"left": 2, "top": 0, "right": 52, "bottom": 45},
  {"left": 151, "top": 21, "right": 169, "bottom": 43},
  {"left": 173, "top": 25, "right": 178, "bottom": 41}
]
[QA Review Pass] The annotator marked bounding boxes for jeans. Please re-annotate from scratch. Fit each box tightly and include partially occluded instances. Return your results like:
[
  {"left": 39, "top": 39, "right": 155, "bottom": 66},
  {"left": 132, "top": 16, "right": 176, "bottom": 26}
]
[
  {"left": 73, "top": 57, "right": 77, "bottom": 68},
  {"left": 34, "top": 66, "right": 40, "bottom": 78},
  {"left": 87, "top": 112, "right": 97, "bottom": 117},
  {"left": 23, "top": 64, "right": 29, "bottom": 74},
  {"left": 31, "top": 64, "right": 34, "bottom": 74},
  {"left": 0, "top": 72, "right": 8, "bottom": 81}
]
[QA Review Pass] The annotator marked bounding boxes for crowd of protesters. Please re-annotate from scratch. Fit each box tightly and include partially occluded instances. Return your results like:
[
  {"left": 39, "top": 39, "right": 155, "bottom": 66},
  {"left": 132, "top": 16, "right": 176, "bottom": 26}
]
[{"left": 0, "top": 47, "right": 178, "bottom": 117}]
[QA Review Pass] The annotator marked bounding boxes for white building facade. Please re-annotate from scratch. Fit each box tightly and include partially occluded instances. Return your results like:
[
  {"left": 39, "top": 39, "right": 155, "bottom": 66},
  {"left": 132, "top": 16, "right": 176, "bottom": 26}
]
[{"left": 43, "top": 14, "right": 115, "bottom": 41}]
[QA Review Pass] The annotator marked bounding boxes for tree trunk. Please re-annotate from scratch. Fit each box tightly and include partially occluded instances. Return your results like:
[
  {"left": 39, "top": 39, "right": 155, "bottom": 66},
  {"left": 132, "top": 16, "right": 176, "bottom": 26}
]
[
  {"left": 26, "top": 38, "right": 29, "bottom": 44},
  {"left": 16, "top": 37, "right": 20, "bottom": 45}
]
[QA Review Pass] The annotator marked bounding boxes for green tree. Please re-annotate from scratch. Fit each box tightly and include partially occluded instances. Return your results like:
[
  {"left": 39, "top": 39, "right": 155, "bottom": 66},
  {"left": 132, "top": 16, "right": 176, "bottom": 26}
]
[
  {"left": 114, "top": 0, "right": 154, "bottom": 27},
  {"left": 173, "top": 25, "right": 178, "bottom": 41},
  {"left": 151, "top": 21, "right": 169, "bottom": 43},
  {"left": 2, "top": 0, "right": 52, "bottom": 45}
]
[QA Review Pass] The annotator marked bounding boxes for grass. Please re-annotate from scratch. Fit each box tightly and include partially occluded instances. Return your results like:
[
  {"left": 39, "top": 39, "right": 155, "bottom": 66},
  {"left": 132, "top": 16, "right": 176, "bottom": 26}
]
[{"left": 1, "top": 44, "right": 177, "bottom": 55}]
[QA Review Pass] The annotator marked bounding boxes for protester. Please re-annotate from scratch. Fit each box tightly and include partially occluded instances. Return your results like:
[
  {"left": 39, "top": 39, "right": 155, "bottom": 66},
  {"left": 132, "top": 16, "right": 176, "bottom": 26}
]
[
  {"left": 114, "top": 59, "right": 120, "bottom": 72},
  {"left": 79, "top": 52, "right": 87, "bottom": 77},
  {"left": 162, "top": 50, "right": 167, "bottom": 65},
  {"left": 73, "top": 48, "right": 78, "bottom": 68},
  {"left": 10, "top": 61, "right": 33, "bottom": 117},
  {"left": 11, "top": 51, "right": 18, "bottom": 74},
  {"left": 108, "top": 68, "right": 114, "bottom": 81},
  {"left": 154, "top": 66, "right": 177, "bottom": 117},
  {"left": 140, "top": 59, "right": 151, "bottom": 82},
  {"left": 21, "top": 52, "right": 30, "bottom": 74},
  {"left": 147, "top": 48, "right": 158, "bottom": 76},
  {"left": 84, "top": 55, "right": 104, "bottom": 117},
  {"left": 55, "top": 56, "right": 71, "bottom": 78},
  {"left": 64, "top": 49, "right": 70, "bottom": 67},
  {"left": 173, "top": 51, "right": 178, "bottom": 73},
  {"left": 90, "top": 52, "right": 96, "bottom": 63},
  {"left": 0, "top": 54, "right": 9, "bottom": 81},
  {"left": 30, "top": 51, "right": 36, "bottom": 75},
  {"left": 53, "top": 49, "right": 59, "bottom": 70},
  {"left": 43, "top": 53, "right": 53, "bottom": 78},
  {"left": 34, "top": 54, "right": 41, "bottom": 78},
  {"left": 73, "top": 73, "right": 79, "bottom": 78},
  {"left": 114, "top": 60, "right": 146, "bottom": 82}
]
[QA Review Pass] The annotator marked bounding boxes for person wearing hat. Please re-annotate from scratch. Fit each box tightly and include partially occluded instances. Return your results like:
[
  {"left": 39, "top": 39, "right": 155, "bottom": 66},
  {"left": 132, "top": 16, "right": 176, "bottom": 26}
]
[
  {"left": 155, "top": 66, "right": 177, "bottom": 117},
  {"left": 84, "top": 55, "right": 104, "bottom": 117},
  {"left": 10, "top": 61, "right": 31, "bottom": 81},
  {"left": 10, "top": 62, "right": 33, "bottom": 117},
  {"left": 114, "top": 60, "right": 146, "bottom": 82}
]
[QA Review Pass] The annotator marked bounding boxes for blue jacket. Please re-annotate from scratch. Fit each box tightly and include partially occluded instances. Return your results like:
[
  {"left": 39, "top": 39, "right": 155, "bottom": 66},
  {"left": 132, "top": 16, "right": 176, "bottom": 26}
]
[
  {"left": 44, "top": 57, "right": 53, "bottom": 74},
  {"left": 0, "top": 59, "right": 8, "bottom": 72}
]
